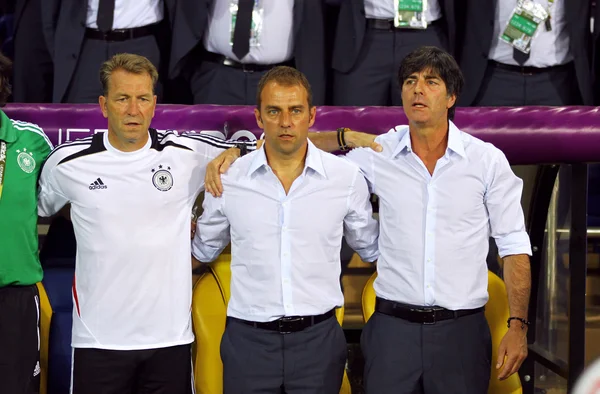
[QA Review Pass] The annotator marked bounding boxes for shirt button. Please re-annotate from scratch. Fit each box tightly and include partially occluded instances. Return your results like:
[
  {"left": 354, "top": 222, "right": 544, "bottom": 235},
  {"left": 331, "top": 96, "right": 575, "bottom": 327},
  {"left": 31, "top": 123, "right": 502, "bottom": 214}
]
[
  {"left": 283, "top": 278, "right": 289, "bottom": 284},
  {"left": 283, "top": 252, "right": 289, "bottom": 257},
  {"left": 427, "top": 258, "right": 431, "bottom": 262},
  {"left": 285, "top": 304, "right": 292, "bottom": 309},
  {"left": 282, "top": 226, "right": 287, "bottom": 231}
]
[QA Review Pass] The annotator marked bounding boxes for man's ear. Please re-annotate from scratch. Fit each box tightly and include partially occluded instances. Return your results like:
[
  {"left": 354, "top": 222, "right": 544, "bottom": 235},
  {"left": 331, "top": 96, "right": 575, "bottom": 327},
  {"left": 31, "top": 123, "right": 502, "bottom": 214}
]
[
  {"left": 308, "top": 106, "right": 317, "bottom": 128},
  {"left": 254, "top": 108, "right": 264, "bottom": 129},
  {"left": 99, "top": 95, "right": 108, "bottom": 119},
  {"left": 447, "top": 94, "right": 456, "bottom": 110}
]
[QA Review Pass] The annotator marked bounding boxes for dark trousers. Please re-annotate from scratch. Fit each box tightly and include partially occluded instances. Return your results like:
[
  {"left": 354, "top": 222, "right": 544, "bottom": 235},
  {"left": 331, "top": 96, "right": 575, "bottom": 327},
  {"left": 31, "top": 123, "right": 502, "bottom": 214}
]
[
  {"left": 472, "top": 61, "right": 582, "bottom": 107},
  {"left": 63, "top": 35, "right": 161, "bottom": 103},
  {"left": 13, "top": 0, "right": 53, "bottom": 103},
  {"left": 72, "top": 344, "right": 193, "bottom": 394},
  {"left": 361, "top": 309, "right": 491, "bottom": 394},
  {"left": 190, "top": 60, "right": 268, "bottom": 105},
  {"left": 0, "top": 284, "right": 41, "bottom": 394},
  {"left": 333, "top": 23, "right": 447, "bottom": 106},
  {"left": 221, "top": 316, "right": 347, "bottom": 394}
]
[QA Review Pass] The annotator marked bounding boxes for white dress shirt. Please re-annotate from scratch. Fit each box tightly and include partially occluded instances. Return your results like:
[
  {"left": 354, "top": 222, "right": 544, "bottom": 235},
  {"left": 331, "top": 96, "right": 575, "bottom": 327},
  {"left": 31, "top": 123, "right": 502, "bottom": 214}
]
[
  {"left": 488, "top": 0, "right": 572, "bottom": 67},
  {"left": 203, "top": 0, "right": 295, "bottom": 64},
  {"left": 364, "top": 0, "right": 442, "bottom": 23},
  {"left": 192, "top": 141, "right": 379, "bottom": 322},
  {"left": 345, "top": 121, "right": 532, "bottom": 310},
  {"left": 86, "top": 0, "right": 164, "bottom": 29}
]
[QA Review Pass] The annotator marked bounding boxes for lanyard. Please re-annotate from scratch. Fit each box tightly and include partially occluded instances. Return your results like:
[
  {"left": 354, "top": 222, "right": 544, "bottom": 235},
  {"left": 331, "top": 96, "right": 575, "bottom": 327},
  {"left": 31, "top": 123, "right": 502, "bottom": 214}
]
[{"left": 0, "top": 141, "right": 6, "bottom": 200}]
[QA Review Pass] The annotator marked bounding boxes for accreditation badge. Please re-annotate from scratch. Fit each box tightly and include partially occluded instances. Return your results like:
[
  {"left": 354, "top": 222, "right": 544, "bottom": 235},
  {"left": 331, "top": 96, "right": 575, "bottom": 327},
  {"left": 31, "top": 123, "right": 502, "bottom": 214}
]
[
  {"left": 229, "top": 0, "right": 264, "bottom": 48},
  {"left": 499, "top": 0, "right": 549, "bottom": 54},
  {"left": 394, "top": 0, "right": 428, "bottom": 29}
]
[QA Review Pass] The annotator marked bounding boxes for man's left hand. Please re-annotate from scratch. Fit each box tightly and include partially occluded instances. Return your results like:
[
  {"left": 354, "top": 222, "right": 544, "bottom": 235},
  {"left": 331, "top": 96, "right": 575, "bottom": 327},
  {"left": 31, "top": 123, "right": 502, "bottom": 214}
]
[
  {"left": 496, "top": 325, "right": 528, "bottom": 380},
  {"left": 345, "top": 130, "right": 383, "bottom": 152},
  {"left": 205, "top": 147, "right": 240, "bottom": 197}
]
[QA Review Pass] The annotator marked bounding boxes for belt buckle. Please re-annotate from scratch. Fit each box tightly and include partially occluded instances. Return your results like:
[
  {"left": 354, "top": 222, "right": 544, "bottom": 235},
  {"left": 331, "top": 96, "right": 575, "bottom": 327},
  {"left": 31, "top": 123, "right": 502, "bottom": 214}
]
[
  {"left": 278, "top": 316, "right": 302, "bottom": 334},
  {"left": 421, "top": 308, "right": 436, "bottom": 325},
  {"left": 520, "top": 66, "right": 533, "bottom": 76},
  {"left": 241, "top": 63, "right": 254, "bottom": 73},
  {"left": 223, "top": 58, "right": 238, "bottom": 68}
]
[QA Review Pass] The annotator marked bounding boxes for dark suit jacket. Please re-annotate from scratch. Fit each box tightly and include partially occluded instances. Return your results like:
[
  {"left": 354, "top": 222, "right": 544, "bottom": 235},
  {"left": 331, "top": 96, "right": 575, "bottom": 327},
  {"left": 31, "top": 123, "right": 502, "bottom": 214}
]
[
  {"left": 14, "top": 0, "right": 26, "bottom": 33},
  {"left": 41, "top": 0, "right": 86, "bottom": 103},
  {"left": 457, "top": 0, "right": 593, "bottom": 106},
  {"left": 329, "top": 0, "right": 456, "bottom": 74},
  {"left": 165, "top": 0, "right": 327, "bottom": 105}
]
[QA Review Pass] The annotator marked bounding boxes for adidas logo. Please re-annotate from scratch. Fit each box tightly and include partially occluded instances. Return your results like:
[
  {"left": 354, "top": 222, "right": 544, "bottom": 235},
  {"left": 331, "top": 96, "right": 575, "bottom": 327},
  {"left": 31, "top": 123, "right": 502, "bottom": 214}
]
[
  {"left": 33, "top": 361, "right": 40, "bottom": 377},
  {"left": 89, "top": 178, "right": 108, "bottom": 190}
]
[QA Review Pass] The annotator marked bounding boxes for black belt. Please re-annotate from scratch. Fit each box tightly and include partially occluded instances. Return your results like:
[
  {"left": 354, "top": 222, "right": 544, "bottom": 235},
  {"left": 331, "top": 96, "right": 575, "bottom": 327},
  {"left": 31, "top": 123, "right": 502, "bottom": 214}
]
[
  {"left": 366, "top": 18, "right": 438, "bottom": 31},
  {"left": 375, "top": 297, "right": 483, "bottom": 325},
  {"left": 203, "top": 51, "right": 295, "bottom": 73},
  {"left": 232, "top": 309, "right": 335, "bottom": 334},
  {"left": 85, "top": 24, "right": 157, "bottom": 41},
  {"left": 490, "top": 60, "right": 572, "bottom": 75}
]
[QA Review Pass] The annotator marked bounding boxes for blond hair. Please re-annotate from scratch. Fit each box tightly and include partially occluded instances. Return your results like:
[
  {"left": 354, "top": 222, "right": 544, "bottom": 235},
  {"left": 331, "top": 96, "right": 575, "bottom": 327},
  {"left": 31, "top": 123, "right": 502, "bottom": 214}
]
[{"left": 99, "top": 53, "right": 158, "bottom": 96}]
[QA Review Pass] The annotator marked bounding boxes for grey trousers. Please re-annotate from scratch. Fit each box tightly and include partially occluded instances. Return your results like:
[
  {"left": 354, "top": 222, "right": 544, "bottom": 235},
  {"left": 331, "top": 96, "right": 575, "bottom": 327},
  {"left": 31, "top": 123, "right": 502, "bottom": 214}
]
[
  {"left": 190, "top": 61, "right": 267, "bottom": 105},
  {"left": 221, "top": 315, "right": 347, "bottom": 394},
  {"left": 64, "top": 35, "right": 161, "bottom": 103},
  {"left": 361, "top": 309, "right": 491, "bottom": 394}
]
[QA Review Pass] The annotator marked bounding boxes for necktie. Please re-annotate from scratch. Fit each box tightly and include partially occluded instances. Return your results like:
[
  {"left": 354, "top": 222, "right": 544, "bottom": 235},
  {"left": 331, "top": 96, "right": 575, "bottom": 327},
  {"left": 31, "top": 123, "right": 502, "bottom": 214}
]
[
  {"left": 97, "top": 0, "right": 116, "bottom": 33},
  {"left": 232, "top": 0, "right": 254, "bottom": 60},
  {"left": 513, "top": 48, "right": 530, "bottom": 66}
]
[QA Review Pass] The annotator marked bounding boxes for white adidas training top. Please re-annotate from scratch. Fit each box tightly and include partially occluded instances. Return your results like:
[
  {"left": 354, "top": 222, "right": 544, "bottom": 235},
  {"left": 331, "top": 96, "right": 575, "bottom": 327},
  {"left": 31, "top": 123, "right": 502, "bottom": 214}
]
[{"left": 38, "top": 129, "right": 248, "bottom": 350}]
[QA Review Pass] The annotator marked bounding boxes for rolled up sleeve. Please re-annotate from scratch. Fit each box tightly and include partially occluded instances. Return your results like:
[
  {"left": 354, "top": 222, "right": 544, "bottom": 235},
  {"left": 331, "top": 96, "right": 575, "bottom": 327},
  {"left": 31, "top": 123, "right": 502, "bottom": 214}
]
[{"left": 485, "top": 150, "right": 532, "bottom": 258}]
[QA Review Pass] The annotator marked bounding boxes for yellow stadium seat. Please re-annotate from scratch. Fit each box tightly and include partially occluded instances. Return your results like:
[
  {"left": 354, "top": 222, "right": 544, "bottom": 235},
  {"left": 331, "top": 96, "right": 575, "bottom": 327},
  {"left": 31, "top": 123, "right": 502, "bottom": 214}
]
[
  {"left": 361, "top": 271, "right": 523, "bottom": 394},
  {"left": 486, "top": 271, "right": 523, "bottom": 394},
  {"left": 191, "top": 254, "right": 352, "bottom": 394},
  {"left": 36, "top": 282, "right": 52, "bottom": 394}
]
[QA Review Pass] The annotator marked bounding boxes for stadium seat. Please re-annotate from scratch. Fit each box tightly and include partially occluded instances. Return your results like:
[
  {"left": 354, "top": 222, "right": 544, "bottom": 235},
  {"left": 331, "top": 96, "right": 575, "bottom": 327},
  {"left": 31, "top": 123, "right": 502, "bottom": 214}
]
[
  {"left": 36, "top": 282, "right": 51, "bottom": 394},
  {"left": 191, "top": 253, "right": 352, "bottom": 394},
  {"left": 361, "top": 271, "right": 523, "bottom": 394},
  {"left": 40, "top": 258, "right": 76, "bottom": 394}
]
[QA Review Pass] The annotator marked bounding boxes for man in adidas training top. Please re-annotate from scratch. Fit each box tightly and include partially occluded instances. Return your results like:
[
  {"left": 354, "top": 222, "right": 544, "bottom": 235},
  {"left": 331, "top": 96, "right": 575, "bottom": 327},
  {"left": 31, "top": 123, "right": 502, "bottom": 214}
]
[
  {"left": 0, "top": 51, "right": 53, "bottom": 394},
  {"left": 37, "top": 53, "right": 248, "bottom": 394}
]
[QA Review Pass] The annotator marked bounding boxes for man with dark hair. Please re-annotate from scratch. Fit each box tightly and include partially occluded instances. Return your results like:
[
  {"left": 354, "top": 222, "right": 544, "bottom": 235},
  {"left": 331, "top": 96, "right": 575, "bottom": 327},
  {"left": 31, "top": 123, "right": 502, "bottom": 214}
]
[
  {"left": 192, "top": 65, "right": 379, "bottom": 393},
  {"left": 0, "top": 51, "right": 54, "bottom": 393},
  {"left": 343, "top": 46, "right": 533, "bottom": 393}
]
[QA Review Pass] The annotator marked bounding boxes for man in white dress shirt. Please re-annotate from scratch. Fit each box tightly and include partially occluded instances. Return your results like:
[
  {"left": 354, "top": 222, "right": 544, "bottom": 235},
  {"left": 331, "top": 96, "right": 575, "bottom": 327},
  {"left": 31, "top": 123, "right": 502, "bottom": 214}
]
[
  {"left": 192, "top": 66, "right": 379, "bottom": 393},
  {"left": 344, "top": 46, "right": 533, "bottom": 393}
]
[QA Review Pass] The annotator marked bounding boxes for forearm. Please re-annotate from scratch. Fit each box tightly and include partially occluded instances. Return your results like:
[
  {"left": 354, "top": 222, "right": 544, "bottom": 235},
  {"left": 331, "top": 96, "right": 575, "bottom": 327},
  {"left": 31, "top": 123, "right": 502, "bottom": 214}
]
[
  {"left": 502, "top": 253, "right": 531, "bottom": 319},
  {"left": 308, "top": 131, "right": 341, "bottom": 153}
]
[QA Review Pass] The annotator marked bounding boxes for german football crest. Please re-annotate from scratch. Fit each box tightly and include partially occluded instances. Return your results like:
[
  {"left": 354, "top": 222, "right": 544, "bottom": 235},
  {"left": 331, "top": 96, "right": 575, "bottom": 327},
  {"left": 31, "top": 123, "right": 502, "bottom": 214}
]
[
  {"left": 151, "top": 165, "right": 173, "bottom": 192},
  {"left": 16, "top": 148, "right": 36, "bottom": 173}
]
